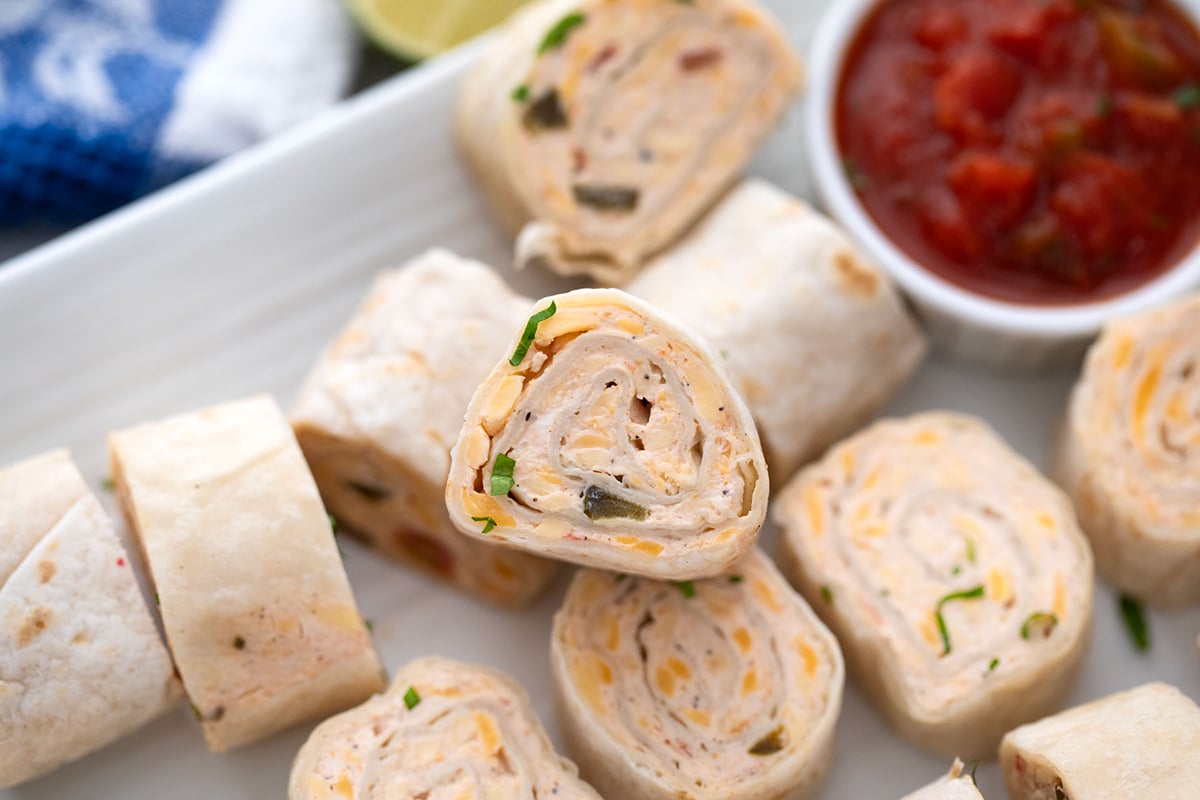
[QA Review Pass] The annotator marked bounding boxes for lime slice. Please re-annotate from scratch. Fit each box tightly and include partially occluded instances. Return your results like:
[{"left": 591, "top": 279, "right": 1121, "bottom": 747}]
[{"left": 347, "top": 0, "right": 533, "bottom": 61}]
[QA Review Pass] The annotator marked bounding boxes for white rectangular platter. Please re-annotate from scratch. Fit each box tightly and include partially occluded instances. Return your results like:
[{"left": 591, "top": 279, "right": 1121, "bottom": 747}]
[{"left": 2, "top": 2, "right": 1197, "bottom": 797}]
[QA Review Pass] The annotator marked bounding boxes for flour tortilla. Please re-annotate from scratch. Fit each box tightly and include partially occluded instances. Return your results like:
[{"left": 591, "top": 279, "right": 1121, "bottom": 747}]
[
  {"left": 289, "top": 656, "right": 601, "bottom": 800},
  {"left": 110, "top": 395, "right": 384, "bottom": 752},
  {"left": 457, "top": 0, "right": 802, "bottom": 283},
  {"left": 0, "top": 449, "right": 179, "bottom": 788},
  {"left": 550, "top": 548, "right": 843, "bottom": 800},
  {"left": 627, "top": 179, "right": 928, "bottom": 480},
  {"left": 1000, "top": 683, "right": 1200, "bottom": 800},
  {"left": 775, "top": 413, "right": 1094, "bottom": 759},
  {"left": 899, "top": 760, "right": 984, "bottom": 800},
  {"left": 1056, "top": 295, "right": 1200, "bottom": 607},
  {"left": 445, "top": 288, "right": 768, "bottom": 579},
  {"left": 291, "top": 249, "right": 559, "bottom": 607}
]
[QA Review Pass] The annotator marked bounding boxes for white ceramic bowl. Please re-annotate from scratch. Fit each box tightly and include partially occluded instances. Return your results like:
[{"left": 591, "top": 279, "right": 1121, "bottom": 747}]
[{"left": 804, "top": 0, "right": 1200, "bottom": 370}]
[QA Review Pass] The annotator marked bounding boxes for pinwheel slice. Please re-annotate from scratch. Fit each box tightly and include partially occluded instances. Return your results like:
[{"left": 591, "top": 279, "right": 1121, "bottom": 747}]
[
  {"left": 289, "top": 656, "right": 602, "bottom": 800},
  {"left": 109, "top": 395, "right": 384, "bottom": 752},
  {"left": 550, "top": 548, "right": 844, "bottom": 800},
  {"left": 445, "top": 288, "right": 768, "bottom": 579},
  {"left": 292, "top": 249, "right": 559, "bottom": 607},
  {"left": 0, "top": 450, "right": 179, "bottom": 788},
  {"left": 1056, "top": 296, "right": 1200, "bottom": 607},
  {"left": 457, "top": 0, "right": 803, "bottom": 284},
  {"left": 774, "top": 412, "right": 1094, "bottom": 760},
  {"left": 626, "top": 178, "right": 928, "bottom": 480},
  {"left": 900, "top": 760, "right": 984, "bottom": 800},
  {"left": 1000, "top": 682, "right": 1200, "bottom": 800}
]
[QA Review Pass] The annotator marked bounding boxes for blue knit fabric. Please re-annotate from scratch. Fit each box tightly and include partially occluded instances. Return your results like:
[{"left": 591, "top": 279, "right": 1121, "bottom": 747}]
[{"left": 0, "top": 1, "right": 222, "bottom": 226}]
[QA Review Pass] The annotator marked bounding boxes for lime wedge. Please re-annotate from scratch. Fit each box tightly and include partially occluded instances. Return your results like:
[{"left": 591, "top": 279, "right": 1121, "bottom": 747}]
[{"left": 347, "top": 0, "right": 533, "bottom": 61}]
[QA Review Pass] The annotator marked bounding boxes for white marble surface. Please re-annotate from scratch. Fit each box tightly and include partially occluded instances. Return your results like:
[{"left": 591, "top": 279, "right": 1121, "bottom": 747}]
[{"left": 1, "top": 3, "right": 1197, "bottom": 799}]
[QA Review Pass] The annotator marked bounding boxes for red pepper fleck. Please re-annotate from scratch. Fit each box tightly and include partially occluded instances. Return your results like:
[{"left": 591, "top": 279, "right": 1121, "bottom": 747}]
[
  {"left": 116, "top": 557, "right": 126, "bottom": 567},
  {"left": 679, "top": 47, "right": 723, "bottom": 71},
  {"left": 572, "top": 148, "right": 589, "bottom": 173},
  {"left": 587, "top": 43, "right": 618, "bottom": 73}
]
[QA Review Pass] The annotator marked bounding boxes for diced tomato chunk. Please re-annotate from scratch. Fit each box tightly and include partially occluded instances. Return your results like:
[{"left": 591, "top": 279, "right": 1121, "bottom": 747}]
[
  {"left": 948, "top": 152, "right": 1037, "bottom": 230},
  {"left": 1050, "top": 154, "right": 1157, "bottom": 257},
  {"left": 935, "top": 50, "right": 1023, "bottom": 143},
  {"left": 919, "top": 186, "right": 987, "bottom": 262},
  {"left": 987, "top": 1, "right": 1078, "bottom": 60},
  {"left": 1011, "top": 92, "right": 1097, "bottom": 156},
  {"left": 989, "top": 9, "right": 1051, "bottom": 60},
  {"left": 916, "top": 8, "right": 968, "bottom": 51},
  {"left": 865, "top": 114, "right": 924, "bottom": 168},
  {"left": 848, "top": 46, "right": 939, "bottom": 170},
  {"left": 1118, "top": 93, "right": 1185, "bottom": 145}
]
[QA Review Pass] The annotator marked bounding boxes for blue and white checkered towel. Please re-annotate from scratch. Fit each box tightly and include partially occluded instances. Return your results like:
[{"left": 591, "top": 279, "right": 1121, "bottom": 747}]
[{"left": 0, "top": 0, "right": 358, "bottom": 225}]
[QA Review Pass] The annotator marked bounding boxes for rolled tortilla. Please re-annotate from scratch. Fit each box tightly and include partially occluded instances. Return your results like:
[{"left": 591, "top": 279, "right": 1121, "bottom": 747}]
[
  {"left": 626, "top": 178, "right": 928, "bottom": 480},
  {"left": 0, "top": 450, "right": 179, "bottom": 788},
  {"left": 445, "top": 288, "right": 768, "bottom": 579},
  {"left": 291, "top": 249, "right": 559, "bottom": 607},
  {"left": 774, "top": 412, "right": 1094, "bottom": 760},
  {"left": 289, "top": 655, "right": 602, "bottom": 800},
  {"left": 1056, "top": 296, "right": 1200, "bottom": 608},
  {"left": 550, "top": 548, "right": 844, "bottom": 800},
  {"left": 1000, "top": 682, "right": 1200, "bottom": 799},
  {"left": 109, "top": 395, "right": 384, "bottom": 752},
  {"left": 899, "top": 760, "right": 984, "bottom": 800},
  {"left": 457, "top": 0, "right": 803, "bottom": 284}
]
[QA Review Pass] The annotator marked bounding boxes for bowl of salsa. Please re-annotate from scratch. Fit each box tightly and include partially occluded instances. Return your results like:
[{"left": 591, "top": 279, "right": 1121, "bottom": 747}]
[{"left": 805, "top": 0, "right": 1200, "bottom": 367}]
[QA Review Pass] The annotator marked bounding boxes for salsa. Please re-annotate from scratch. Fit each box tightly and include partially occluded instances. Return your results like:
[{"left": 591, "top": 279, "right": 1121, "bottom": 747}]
[{"left": 836, "top": 0, "right": 1200, "bottom": 304}]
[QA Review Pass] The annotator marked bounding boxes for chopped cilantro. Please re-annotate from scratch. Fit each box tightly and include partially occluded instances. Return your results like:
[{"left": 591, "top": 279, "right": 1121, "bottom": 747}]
[
  {"left": 1020, "top": 611, "right": 1059, "bottom": 640},
  {"left": 538, "top": 12, "right": 586, "bottom": 55},
  {"left": 490, "top": 452, "right": 516, "bottom": 496},
  {"left": 471, "top": 515, "right": 498, "bottom": 533},
  {"left": 935, "top": 585, "right": 985, "bottom": 655},
  {"left": 1118, "top": 594, "right": 1150, "bottom": 652},
  {"left": 510, "top": 301, "right": 557, "bottom": 366}
]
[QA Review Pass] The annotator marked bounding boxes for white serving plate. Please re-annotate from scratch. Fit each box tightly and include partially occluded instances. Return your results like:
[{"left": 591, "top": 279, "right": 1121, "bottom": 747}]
[{"left": 1, "top": 2, "right": 1197, "bottom": 797}]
